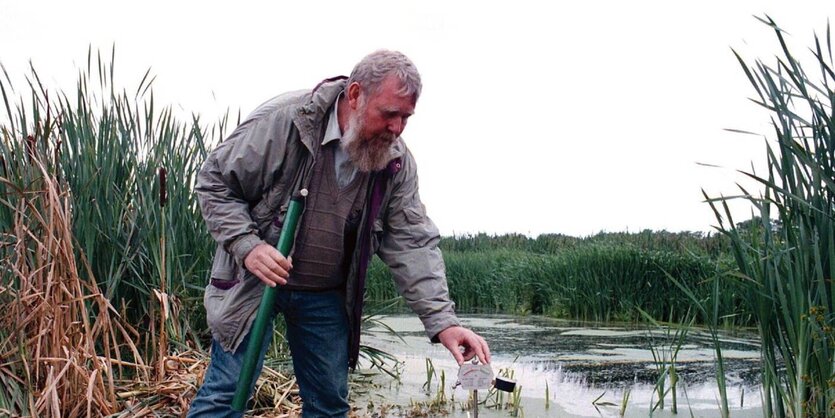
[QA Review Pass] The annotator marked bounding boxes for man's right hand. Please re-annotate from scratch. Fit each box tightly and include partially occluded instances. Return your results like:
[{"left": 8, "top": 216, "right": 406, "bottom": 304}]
[{"left": 244, "top": 244, "right": 293, "bottom": 287}]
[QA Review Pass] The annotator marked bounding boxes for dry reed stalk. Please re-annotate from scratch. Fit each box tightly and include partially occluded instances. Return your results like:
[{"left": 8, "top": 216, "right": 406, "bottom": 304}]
[
  {"left": 153, "top": 288, "right": 169, "bottom": 383},
  {"left": 113, "top": 349, "right": 304, "bottom": 418},
  {"left": 0, "top": 155, "right": 145, "bottom": 417},
  {"left": 0, "top": 143, "right": 302, "bottom": 418}
]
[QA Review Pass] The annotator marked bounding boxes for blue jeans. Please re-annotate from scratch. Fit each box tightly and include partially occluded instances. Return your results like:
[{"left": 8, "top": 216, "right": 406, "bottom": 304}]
[{"left": 187, "top": 288, "right": 350, "bottom": 418}]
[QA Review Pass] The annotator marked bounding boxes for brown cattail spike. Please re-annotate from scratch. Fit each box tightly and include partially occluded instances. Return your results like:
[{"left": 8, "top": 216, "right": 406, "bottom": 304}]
[
  {"left": 159, "top": 167, "right": 167, "bottom": 208},
  {"left": 25, "top": 135, "right": 36, "bottom": 162}
]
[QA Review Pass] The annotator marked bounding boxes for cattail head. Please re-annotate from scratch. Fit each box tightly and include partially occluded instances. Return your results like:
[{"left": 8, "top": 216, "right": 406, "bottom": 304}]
[
  {"left": 54, "top": 138, "right": 62, "bottom": 165},
  {"left": 159, "top": 167, "right": 167, "bottom": 208},
  {"left": 25, "top": 135, "right": 36, "bottom": 162}
]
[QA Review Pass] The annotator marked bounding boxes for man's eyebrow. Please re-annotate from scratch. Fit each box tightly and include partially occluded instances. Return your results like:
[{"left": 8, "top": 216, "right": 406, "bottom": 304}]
[{"left": 382, "top": 106, "right": 415, "bottom": 116}]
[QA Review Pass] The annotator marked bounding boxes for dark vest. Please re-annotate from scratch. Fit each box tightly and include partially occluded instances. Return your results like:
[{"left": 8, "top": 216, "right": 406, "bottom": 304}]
[{"left": 284, "top": 142, "right": 369, "bottom": 290}]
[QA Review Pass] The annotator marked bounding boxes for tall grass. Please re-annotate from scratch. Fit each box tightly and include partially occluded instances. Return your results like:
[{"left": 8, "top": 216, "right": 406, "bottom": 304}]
[
  {"left": 0, "top": 50, "right": 227, "bottom": 415},
  {"left": 706, "top": 16, "right": 835, "bottom": 417},
  {"left": 366, "top": 232, "right": 740, "bottom": 324},
  {"left": 1, "top": 49, "right": 222, "bottom": 354},
  {"left": 0, "top": 111, "right": 146, "bottom": 416}
]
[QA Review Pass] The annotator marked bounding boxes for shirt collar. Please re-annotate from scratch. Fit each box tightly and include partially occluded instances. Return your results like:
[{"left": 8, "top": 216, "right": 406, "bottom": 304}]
[{"left": 322, "top": 92, "right": 343, "bottom": 146}]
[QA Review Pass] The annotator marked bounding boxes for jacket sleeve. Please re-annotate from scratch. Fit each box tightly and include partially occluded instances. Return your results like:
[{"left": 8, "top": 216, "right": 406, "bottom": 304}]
[
  {"left": 195, "top": 104, "right": 293, "bottom": 265},
  {"left": 376, "top": 149, "right": 460, "bottom": 342}
]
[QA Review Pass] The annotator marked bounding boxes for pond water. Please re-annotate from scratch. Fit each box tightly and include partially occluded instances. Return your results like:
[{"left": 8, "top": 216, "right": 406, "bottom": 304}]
[{"left": 350, "top": 314, "right": 763, "bottom": 418}]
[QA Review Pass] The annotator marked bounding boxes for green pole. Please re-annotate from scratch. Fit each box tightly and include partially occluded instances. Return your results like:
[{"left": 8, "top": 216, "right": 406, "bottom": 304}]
[{"left": 232, "top": 191, "right": 306, "bottom": 411}]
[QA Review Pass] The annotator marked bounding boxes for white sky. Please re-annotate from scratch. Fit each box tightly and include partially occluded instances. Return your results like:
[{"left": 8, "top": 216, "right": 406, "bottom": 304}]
[{"left": 2, "top": 0, "right": 833, "bottom": 237}]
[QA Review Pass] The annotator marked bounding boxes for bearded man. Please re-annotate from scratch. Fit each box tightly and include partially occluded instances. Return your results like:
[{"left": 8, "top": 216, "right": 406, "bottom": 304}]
[{"left": 187, "top": 50, "right": 491, "bottom": 418}]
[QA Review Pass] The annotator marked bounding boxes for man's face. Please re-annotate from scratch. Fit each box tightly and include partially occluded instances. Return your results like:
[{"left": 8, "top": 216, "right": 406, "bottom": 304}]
[{"left": 342, "top": 75, "right": 416, "bottom": 172}]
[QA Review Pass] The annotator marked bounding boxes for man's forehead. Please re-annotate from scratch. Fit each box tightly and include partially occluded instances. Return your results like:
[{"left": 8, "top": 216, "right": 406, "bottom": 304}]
[
  {"left": 368, "top": 76, "right": 414, "bottom": 97},
  {"left": 378, "top": 97, "right": 415, "bottom": 112},
  {"left": 368, "top": 84, "right": 416, "bottom": 111}
]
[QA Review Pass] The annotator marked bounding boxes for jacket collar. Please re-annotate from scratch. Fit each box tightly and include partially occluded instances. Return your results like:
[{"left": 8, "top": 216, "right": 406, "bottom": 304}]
[
  {"left": 293, "top": 77, "right": 346, "bottom": 154},
  {"left": 293, "top": 77, "right": 405, "bottom": 161}
]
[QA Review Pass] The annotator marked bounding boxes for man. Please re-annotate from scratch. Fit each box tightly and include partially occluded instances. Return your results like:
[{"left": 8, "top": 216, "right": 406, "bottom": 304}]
[{"left": 187, "top": 50, "right": 490, "bottom": 418}]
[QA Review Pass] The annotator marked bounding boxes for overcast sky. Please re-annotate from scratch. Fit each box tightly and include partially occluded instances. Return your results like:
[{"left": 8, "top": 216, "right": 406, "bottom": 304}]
[{"left": 2, "top": 0, "right": 834, "bottom": 237}]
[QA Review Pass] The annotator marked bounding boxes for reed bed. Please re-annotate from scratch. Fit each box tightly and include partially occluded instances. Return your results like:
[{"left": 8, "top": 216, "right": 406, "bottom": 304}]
[
  {"left": 0, "top": 50, "right": 220, "bottom": 352},
  {"left": 0, "top": 51, "right": 305, "bottom": 417},
  {"left": 366, "top": 232, "right": 739, "bottom": 324},
  {"left": 440, "top": 230, "right": 730, "bottom": 257},
  {"left": 705, "top": 17, "right": 835, "bottom": 417},
  {"left": 0, "top": 143, "right": 142, "bottom": 416}
]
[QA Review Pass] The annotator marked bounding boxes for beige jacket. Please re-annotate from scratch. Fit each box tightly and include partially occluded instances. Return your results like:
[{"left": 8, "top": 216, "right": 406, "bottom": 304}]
[{"left": 195, "top": 78, "right": 459, "bottom": 357}]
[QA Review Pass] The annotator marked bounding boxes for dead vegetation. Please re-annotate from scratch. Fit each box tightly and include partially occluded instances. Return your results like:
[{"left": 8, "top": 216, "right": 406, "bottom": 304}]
[{"left": 0, "top": 150, "right": 303, "bottom": 417}]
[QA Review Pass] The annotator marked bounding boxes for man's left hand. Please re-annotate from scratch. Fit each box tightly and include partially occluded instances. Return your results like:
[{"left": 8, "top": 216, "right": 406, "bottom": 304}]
[{"left": 437, "top": 326, "right": 491, "bottom": 365}]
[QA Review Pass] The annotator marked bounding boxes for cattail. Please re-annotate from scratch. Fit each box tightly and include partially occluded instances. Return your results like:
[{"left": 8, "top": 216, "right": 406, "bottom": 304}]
[
  {"left": 54, "top": 138, "right": 62, "bottom": 185},
  {"left": 54, "top": 138, "right": 62, "bottom": 164},
  {"left": 159, "top": 167, "right": 167, "bottom": 208},
  {"left": 25, "top": 134, "right": 36, "bottom": 162}
]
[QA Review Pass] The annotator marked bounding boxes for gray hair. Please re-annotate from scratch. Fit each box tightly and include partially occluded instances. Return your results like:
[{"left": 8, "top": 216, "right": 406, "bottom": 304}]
[{"left": 347, "top": 50, "right": 422, "bottom": 100}]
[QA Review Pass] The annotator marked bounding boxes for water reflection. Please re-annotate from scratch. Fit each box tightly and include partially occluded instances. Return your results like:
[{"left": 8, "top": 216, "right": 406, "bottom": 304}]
[{"left": 354, "top": 314, "right": 762, "bottom": 417}]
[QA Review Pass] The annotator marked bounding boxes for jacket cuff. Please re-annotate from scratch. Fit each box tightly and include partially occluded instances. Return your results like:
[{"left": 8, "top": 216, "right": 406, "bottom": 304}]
[
  {"left": 426, "top": 317, "right": 461, "bottom": 343},
  {"left": 229, "top": 233, "right": 266, "bottom": 266}
]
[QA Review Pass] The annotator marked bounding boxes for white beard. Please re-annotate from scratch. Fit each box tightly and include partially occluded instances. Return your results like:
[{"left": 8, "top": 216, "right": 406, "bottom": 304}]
[{"left": 341, "top": 109, "right": 397, "bottom": 172}]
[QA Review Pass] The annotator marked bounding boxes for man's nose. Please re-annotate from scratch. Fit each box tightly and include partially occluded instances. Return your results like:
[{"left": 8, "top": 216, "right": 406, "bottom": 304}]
[{"left": 388, "top": 118, "right": 404, "bottom": 136}]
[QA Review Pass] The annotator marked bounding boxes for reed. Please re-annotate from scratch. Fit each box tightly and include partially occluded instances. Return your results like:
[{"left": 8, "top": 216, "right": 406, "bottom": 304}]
[
  {"left": 0, "top": 52, "right": 306, "bottom": 416},
  {"left": 640, "top": 308, "right": 694, "bottom": 414},
  {"left": 706, "top": 16, "right": 835, "bottom": 417},
  {"left": 0, "top": 125, "right": 145, "bottom": 416},
  {"left": 423, "top": 357, "right": 436, "bottom": 392},
  {"left": 0, "top": 48, "right": 221, "bottom": 356},
  {"left": 619, "top": 388, "right": 630, "bottom": 417},
  {"left": 366, "top": 237, "right": 738, "bottom": 325}
]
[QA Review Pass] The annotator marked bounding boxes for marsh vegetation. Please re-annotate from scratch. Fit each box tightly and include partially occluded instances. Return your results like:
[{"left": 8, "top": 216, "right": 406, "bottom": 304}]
[{"left": 0, "top": 16, "right": 832, "bottom": 418}]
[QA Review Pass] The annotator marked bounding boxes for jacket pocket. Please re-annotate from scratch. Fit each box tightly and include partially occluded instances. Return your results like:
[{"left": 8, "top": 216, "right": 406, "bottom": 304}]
[
  {"left": 390, "top": 201, "right": 425, "bottom": 228},
  {"left": 207, "top": 248, "right": 240, "bottom": 296},
  {"left": 403, "top": 202, "right": 426, "bottom": 225},
  {"left": 209, "top": 246, "right": 236, "bottom": 283},
  {"left": 262, "top": 205, "right": 287, "bottom": 247},
  {"left": 210, "top": 278, "right": 239, "bottom": 290}
]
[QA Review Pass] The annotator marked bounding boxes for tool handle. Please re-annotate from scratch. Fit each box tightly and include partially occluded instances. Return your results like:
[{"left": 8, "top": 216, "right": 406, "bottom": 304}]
[{"left": 232, "top": 194, "right": 305, "bottom": 411}]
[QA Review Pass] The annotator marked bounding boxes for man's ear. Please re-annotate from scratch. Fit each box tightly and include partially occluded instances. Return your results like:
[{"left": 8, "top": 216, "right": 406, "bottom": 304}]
[{"left": 347, "top": 82, "right": 362, "bottom": 110}]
